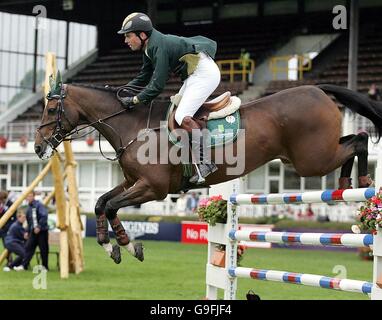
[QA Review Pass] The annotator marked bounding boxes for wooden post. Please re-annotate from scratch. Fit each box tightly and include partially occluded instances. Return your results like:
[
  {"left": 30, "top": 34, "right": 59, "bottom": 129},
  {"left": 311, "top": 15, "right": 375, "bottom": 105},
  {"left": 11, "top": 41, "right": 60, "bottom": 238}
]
[
  {"left": 64, "top": 141, "right": 84, "bottom": 273},
  {"left": 44, "top": 52, "right": 57, "bottom": 105},
  {"left": 42, "top": 171, "right": 67, "bottom": 206},
  {"left": 0, "top": 249, "right": 9, "bottom": 266},
  {"left": 50, "top": 152, "right": 69, "bottom": 278},
  {"left": 44, "top": 51, "right": 83, "bottom": 276},
  {"left": 0, "top": 161, "right": 52, "bottom": 229},
  {"left": 45, "top": 51, "right": 75, "bottom": 277},
  {"left": 51, "top": 153, "right": 67, "bottom": 230}
]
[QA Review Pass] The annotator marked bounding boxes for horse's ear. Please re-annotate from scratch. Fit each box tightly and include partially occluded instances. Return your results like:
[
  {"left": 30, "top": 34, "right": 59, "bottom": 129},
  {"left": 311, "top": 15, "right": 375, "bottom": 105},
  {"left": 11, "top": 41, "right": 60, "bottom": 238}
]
[{"left": 56, "top": 70, "right": 62, "bottom": 87}]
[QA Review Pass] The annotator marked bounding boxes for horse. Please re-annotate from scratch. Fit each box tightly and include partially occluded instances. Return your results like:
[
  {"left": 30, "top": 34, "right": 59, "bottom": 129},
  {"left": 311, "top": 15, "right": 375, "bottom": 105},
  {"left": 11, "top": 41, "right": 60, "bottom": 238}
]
[{"left": 34, "top": 79, "right": 382, "bottom": 264}]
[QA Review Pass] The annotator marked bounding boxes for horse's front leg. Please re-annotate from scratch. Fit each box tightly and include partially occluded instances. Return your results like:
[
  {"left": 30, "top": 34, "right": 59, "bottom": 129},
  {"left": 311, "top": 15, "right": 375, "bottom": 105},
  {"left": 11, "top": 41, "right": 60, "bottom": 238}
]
[
  {"left": 104, "top": 179, "right": 168, "bottom": 262},
  {"left": 95, "top": 180, "right": 133, "bottom": 263}
]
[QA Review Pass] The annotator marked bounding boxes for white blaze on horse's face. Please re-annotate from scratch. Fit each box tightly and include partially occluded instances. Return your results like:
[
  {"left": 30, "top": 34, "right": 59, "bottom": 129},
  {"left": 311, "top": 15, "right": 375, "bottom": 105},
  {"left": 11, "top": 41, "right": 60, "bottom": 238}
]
[{"left": 40, "top": 144, "right": 54, "bottom": 160}]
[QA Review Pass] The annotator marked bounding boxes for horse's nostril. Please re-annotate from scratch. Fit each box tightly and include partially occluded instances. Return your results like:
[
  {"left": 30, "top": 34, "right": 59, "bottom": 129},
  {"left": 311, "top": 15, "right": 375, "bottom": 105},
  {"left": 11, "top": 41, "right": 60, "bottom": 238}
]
[{"left": 34, "top": 145, "right": 42, "bottom": 154}]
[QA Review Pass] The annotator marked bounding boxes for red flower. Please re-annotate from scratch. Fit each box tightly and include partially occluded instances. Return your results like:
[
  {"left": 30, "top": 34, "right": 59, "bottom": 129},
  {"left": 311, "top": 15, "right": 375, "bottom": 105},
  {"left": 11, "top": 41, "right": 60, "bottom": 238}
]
[
  {"left": 209, "top": 195, "right": 223, "bottom": 202},
  {"left": 0, "top": 137, "right": 7, "bottom": 149},
  {"left": 86, "top": 137, "right": 95, "bottom": 146}
]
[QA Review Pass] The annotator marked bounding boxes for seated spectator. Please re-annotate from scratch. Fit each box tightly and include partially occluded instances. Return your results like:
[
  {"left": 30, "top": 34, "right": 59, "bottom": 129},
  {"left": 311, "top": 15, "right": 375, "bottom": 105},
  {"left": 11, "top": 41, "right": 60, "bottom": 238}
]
[
  {"left": 368, "top": 83, "right": 381, "bottom": 101},
  {"left": 21, "top": 191, "right": 49, "bottom": 271},
  {"left": 0, "top": 190, "right": 16, "bottom": 267},
  {"left": 3, "top": 211, "right": 28, "bottom": 272}
]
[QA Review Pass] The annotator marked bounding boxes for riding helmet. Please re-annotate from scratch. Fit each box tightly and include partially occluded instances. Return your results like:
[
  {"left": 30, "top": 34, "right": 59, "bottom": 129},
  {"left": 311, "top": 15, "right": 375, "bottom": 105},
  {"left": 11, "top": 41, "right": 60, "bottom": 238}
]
[{"left": 117, "top": 12, "right": 153, "bottom": 34}]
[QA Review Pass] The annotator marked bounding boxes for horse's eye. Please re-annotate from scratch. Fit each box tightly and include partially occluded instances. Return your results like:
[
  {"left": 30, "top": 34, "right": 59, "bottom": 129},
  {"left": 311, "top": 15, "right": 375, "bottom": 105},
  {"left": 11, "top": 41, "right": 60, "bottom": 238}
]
[{"left": 48, "top": 108, "right": 56, "bottom": 115}]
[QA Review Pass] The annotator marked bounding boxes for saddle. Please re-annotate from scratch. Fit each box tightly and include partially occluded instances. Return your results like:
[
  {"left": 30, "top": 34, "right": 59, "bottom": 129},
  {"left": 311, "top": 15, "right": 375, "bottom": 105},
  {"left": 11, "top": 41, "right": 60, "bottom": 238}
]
[{"left": 168, "top": 91, "right": 241, "bottom": 132}]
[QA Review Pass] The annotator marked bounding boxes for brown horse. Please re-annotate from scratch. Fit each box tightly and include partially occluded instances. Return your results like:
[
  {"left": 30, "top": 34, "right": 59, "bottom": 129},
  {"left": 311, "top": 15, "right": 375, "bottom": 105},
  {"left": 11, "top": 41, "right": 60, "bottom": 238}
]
[{"left": 34, "top": 82, "right": 381, "bottom": 263}]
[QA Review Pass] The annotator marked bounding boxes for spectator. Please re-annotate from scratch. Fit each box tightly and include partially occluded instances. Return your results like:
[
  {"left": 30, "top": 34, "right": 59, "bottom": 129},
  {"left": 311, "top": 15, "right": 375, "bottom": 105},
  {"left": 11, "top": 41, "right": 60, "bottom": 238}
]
[
  {"left": 239, "top": 48, "right": 252, "bottom": 83},
  {"left": 3, "top": 211, "right": 28, "bottom": 272},
  {"left": 186, "top": 192, "right": 199, "bottom": 215},
  {"left": 305, "top": 204, "right": 315, "bottom": 220},
  {"left": 0, "top": 190, "right": 15, "bottom": 267},
  {"left": 21, "top": 191, "right": 49, "bottom": 271},
  {"left": 239, "top": 48, "right": 251, "bottom": 69},
  {"left": 368, "top": 83, "right": 381, "bottom": 101}
]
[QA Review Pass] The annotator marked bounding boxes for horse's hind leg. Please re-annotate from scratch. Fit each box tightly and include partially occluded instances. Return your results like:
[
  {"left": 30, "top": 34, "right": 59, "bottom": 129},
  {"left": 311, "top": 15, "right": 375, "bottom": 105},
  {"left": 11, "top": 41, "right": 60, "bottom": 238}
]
[
  {"left": 354, "top": 132, "right": 374, "bottom": 187},
  {"left": 338, "top": 135, "right": 356, "bottom": 189},
  {"left": 338, "top": 132, "right": 373, "bottom": 189}
]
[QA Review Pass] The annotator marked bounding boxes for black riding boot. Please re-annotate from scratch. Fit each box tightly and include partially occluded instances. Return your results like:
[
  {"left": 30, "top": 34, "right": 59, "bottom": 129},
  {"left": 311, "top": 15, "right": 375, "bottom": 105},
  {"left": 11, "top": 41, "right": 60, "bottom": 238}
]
[{"left": 189, "top": 134, "right": 218, "bottom": 184}]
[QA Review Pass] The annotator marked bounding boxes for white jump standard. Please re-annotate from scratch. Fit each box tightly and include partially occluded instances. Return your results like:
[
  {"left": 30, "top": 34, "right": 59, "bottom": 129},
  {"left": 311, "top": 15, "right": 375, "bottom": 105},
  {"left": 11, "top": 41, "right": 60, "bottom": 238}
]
[{"left": 206, "top": 187, "right": 382, "bottom": 300}]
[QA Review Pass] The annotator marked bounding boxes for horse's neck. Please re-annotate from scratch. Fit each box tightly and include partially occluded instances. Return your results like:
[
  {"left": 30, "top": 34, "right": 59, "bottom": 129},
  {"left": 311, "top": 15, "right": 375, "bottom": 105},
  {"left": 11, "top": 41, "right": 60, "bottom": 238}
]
[
  {"left": 75, "top": 88, "right": 169, "bottom": 151},
  {"left": 73, "top": 88, "right": 137, "bottom": 151}
]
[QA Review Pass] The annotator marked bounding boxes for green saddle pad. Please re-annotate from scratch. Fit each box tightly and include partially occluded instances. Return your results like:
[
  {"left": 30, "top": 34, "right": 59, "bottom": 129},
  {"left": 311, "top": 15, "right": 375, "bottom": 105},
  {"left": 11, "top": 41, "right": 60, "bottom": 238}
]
[{"left": 167, "top": 106, "right": 241, "bottom": 149}]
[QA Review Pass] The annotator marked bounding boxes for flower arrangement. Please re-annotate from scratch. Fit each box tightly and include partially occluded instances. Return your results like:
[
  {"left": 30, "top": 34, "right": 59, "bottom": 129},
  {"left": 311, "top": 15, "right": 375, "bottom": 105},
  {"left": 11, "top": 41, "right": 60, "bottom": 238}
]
[
  {"left": 212, "top": 244, "right": 246, "bottom": 267},
  {"left": 353, "top": 193, "right": 382, "bottom": 234},
  {"left": 197, "top": 195, "right": 227, "bottom": 225}
]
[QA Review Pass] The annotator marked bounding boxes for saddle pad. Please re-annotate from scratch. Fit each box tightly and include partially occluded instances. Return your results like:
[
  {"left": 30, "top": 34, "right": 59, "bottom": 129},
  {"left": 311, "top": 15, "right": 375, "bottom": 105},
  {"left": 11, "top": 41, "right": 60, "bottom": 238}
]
[{"left": 168, "top": 109, "right": 241, "bottom": 148}]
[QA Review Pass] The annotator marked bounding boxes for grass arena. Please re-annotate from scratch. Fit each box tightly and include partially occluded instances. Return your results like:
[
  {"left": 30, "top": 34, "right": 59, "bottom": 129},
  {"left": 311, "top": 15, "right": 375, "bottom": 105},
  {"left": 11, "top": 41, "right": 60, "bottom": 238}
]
[
  {"left": 0, "top": 239, "right": 374, "bottom": 300},
  {"left": 1, "top": 0, "right": 382, "bottom": 303}
]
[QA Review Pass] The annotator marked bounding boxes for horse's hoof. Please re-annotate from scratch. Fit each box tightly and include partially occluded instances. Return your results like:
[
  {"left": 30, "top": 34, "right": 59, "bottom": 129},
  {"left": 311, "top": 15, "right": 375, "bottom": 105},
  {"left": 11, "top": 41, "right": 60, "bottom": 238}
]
[
  {"left": 358, "top": 175, "right": 374, "bottom": 188},
  {"left": 134, "top": 243, "right": 144, "bottom": 262},
  {"left": 111, "top": 244, "right": 121, "bottom": 264}
]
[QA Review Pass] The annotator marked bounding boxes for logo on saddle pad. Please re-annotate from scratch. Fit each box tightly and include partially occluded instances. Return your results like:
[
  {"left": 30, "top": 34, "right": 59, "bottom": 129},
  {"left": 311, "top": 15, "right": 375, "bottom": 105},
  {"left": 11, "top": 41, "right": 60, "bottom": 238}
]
[
  {"left": 225, "top": 115, "right": 235, "bottom": 124},
  {"left": 166, "top": 93, "right": 242, "bottom": 148}
]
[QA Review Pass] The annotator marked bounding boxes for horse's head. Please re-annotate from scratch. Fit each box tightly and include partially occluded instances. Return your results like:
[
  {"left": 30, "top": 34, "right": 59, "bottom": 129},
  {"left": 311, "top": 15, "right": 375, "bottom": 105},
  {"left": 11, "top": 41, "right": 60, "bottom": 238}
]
[{"left": 35, "top": 72, "right": 78, "bottom": 159}]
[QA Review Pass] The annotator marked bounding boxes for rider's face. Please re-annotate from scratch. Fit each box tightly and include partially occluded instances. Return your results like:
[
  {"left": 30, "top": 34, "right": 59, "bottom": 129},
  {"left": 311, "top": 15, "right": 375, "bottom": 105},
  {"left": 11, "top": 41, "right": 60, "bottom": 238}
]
[{"left": 124, "top": 32, "right": 146, "bottom": 51}]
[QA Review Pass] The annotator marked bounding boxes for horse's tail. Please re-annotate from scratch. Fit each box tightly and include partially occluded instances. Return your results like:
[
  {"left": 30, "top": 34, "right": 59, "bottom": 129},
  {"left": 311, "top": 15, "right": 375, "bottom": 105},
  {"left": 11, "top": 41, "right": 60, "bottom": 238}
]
[{"left": 318, "top": 84, "right": 382, "bottom": 141}]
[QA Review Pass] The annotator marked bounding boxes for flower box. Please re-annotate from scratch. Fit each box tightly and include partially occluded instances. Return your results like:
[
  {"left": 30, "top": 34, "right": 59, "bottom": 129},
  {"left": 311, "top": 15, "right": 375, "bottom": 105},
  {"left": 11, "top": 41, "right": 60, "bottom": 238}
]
[
  {"left": 211, "top": 249, "right": 225, "bottom": 268},
  {"left": 378, "top": 274, "right": 382, "bottom": 288}
]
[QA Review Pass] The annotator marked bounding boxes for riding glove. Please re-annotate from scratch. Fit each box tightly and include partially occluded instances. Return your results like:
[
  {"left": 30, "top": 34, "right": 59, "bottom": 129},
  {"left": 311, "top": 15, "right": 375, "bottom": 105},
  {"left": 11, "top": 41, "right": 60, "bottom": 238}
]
[{"left": 120, "top": 96, "right": 139, "bottom": 109}]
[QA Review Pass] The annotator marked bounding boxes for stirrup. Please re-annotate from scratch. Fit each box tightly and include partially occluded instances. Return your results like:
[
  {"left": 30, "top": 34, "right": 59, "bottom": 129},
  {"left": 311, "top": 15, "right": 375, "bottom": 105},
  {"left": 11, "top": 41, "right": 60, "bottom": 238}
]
[{"left": 189, "top": 163, "right": 218, "bottom": 184}]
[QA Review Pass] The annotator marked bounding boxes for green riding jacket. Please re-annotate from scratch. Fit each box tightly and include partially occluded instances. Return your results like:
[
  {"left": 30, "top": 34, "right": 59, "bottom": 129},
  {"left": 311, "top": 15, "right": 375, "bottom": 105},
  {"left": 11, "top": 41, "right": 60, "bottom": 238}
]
[{"left": 128, "top": 28, "right": 217, "bottom": 104}]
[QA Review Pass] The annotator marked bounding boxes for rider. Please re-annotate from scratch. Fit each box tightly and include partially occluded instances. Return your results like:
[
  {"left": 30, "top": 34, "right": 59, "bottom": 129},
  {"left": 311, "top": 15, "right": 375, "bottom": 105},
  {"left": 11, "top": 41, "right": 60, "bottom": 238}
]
[{"left": 117, "top": 12, "right": 221, "bottom": 183}]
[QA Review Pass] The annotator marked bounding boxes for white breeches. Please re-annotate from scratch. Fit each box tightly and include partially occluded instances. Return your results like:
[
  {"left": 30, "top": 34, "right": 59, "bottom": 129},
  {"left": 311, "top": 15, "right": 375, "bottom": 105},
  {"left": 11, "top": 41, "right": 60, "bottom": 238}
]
[{"left": 174, "top": 52, "right": 221, "bottom": 125}]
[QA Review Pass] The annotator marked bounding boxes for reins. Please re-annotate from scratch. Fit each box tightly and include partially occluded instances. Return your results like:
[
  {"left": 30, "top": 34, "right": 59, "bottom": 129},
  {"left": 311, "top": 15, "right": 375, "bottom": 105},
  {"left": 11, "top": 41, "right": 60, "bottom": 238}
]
[{"left": 38, "top": 83, "right": 161, "bottom": 161}]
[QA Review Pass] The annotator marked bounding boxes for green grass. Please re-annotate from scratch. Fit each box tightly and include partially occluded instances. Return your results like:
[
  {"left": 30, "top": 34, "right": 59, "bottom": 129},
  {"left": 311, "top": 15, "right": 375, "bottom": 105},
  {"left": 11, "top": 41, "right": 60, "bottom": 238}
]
[{"left": 0, "top": 238, "right": 373, "bottom": 300}]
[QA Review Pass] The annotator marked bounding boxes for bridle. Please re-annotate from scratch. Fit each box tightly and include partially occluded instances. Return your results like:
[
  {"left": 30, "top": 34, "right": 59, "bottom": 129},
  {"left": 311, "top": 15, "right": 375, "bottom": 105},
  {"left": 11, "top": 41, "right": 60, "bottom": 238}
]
[
  {"left": 36, "top": 84, "right": 73, "bottom": 150},
  {"left": 36, "top": 84, "right": 160, "bottom": 161}
]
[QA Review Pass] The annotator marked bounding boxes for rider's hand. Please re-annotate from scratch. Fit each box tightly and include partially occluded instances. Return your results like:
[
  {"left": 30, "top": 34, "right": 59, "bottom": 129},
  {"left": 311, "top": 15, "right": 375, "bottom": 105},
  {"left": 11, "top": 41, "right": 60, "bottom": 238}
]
[{"left": 120, "top": 96, "right": 139, "bottom": 109}]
